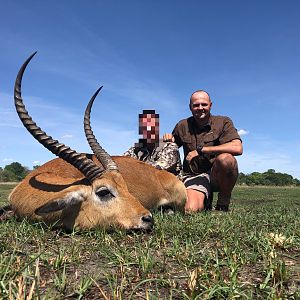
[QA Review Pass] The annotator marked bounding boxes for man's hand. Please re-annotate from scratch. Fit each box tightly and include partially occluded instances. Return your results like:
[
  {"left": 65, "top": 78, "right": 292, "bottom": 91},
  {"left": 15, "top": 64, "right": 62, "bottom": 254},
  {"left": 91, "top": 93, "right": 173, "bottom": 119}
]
[
  {"left": 186, "top": 150, "right": 198, "bottom": 162},
  {"left": 163, "top": 133, "right": 175, "bottom": 142}
]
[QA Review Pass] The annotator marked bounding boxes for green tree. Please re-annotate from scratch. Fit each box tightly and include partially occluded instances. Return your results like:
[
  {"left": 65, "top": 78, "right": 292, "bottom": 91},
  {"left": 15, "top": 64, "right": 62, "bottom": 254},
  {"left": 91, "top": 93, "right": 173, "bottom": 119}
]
[
  {"left": 237, "top": 172, "right": 247, "bottom": 185},
  {"left": 294, "top": 178, "right": 300, "bottom": 186},
  {"left": 245, "top": 172, "right": 263, "bottom": 185},
  {"left": 0, "top": 169, "right": 17, "bottom": 182},
  {"left": 237, "top": 170, "right": 299, "bottom": 186},
  {"left": 262, "top": 171, "right": 294, "bottom": 186},
  {"left": 3, "top": 162, "right": 29, "bottom": 181}
]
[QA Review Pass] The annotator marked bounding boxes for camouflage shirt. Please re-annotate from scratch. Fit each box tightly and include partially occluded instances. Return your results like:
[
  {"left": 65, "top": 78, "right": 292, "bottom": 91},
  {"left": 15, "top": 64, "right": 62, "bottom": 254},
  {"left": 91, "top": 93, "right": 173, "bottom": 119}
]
[{"left": 123, "top": 140, "right": 182, "bottom": 176}]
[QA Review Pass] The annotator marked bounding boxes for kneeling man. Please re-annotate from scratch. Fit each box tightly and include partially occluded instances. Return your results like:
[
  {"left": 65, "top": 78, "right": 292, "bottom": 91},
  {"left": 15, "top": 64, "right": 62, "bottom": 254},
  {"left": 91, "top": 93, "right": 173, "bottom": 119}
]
[{"left": 164, "top": 90, "right": 243, "bottom": 213}]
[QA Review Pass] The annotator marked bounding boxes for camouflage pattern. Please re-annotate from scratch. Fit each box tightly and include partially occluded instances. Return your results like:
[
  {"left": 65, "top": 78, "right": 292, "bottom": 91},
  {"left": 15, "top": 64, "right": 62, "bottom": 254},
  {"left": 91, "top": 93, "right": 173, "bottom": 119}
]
[{"left": 123, "top": 140, "right": 182, "bottom": 176}]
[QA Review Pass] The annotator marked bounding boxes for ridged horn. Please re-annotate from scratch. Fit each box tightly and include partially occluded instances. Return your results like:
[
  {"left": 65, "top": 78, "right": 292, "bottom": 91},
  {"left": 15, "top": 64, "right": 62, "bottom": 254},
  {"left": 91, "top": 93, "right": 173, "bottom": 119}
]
[
  {"left": 14, "top": 52, "right": 104, "bottom": 182},
  {"left": 84, "top": 87, "right": 119, "bottom": 171}
]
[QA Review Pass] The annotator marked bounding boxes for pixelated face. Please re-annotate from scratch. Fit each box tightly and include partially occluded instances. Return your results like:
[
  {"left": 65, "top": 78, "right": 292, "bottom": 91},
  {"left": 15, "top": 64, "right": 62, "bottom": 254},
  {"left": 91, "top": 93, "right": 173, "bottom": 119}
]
[{"left": 138, "top": 112, "right": 159, "bottom": 144}]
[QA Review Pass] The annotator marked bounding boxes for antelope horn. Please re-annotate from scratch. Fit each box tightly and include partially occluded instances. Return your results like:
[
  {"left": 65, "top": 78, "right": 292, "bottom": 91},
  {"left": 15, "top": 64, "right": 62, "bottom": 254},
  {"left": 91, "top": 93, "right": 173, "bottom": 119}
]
[
  {"left": 84, "top": 87, "right": 118, "bottom": 171},
  {"left": 14, "top": 52, "right": 104, "bottom": 183}
]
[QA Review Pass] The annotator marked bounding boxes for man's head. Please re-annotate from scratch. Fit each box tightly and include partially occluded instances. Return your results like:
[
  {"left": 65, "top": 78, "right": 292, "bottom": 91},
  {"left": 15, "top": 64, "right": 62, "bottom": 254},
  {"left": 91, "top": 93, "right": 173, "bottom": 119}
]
[
  {"left": 137, "top": 109, "right": 159, "bottom": 147},
  {"left": 189, "top": 90, "right": 212, "bottom": 123}
]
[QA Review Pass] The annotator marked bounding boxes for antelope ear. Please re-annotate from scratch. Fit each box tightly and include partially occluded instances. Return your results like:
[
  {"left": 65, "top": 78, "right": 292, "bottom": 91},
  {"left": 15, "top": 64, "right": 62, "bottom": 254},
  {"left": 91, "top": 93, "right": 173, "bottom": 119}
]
[
  {"left": 35, "top": 196, "right": 83, "bottom": 216},
  {"left": 35, "top": 173, "right": 85, "bottom": 186}
]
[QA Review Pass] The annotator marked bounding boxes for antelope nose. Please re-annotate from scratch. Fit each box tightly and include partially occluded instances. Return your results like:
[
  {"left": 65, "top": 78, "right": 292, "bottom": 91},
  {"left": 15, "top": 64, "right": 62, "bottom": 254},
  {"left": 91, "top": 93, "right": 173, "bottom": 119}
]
[{"left": 142, "top": 214, "right": 154, "bottom": 226}]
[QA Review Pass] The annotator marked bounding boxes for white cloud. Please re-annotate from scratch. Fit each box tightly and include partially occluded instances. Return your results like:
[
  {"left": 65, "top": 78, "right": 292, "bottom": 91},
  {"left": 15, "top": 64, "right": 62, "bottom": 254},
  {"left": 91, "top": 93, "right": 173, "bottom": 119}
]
[
  {"left": 32, "top": 160, "right": 40, "bottom": 165},
  {"left": 2, "top": 158, "right": 13, "bottom": 163},
  {"left": 61, "top": 134, "right": 73, "bottom": 139},
  {"left": 238, "top": 129, "right": 249, "bottom": 136}
]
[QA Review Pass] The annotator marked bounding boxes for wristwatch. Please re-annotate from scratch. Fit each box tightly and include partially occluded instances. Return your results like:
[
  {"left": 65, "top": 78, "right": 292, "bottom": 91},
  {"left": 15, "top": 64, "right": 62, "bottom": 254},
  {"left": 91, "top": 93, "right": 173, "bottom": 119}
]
[{"left": 196, "top": 145, "right": 203, "bottom": 156}]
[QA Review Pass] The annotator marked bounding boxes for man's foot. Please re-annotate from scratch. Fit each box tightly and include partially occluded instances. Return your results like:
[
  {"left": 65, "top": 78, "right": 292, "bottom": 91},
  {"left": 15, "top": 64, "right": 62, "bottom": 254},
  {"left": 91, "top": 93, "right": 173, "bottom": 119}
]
[
  {"left": 204, "top": 193, "right": 213, "bottom": 211},
  {"left": 214, "top": 204, "right": 229, "bottom": 212},
  {"left": 159, "top": 205, "right": 175, "bottom": 215}
]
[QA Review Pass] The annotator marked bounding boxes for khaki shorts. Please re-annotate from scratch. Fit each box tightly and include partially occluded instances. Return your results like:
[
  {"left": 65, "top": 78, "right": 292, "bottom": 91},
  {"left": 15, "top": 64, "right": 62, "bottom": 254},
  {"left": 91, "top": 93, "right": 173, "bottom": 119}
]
[{"left": 182, "top": 172, "right": 211, "bottom": 200}]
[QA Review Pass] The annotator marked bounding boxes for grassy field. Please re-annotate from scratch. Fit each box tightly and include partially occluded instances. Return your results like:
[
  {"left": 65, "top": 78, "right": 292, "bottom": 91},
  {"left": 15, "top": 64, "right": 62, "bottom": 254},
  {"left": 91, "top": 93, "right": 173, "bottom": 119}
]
[{"left": 0, "top": 184, "right": 299, "bottom": 299}]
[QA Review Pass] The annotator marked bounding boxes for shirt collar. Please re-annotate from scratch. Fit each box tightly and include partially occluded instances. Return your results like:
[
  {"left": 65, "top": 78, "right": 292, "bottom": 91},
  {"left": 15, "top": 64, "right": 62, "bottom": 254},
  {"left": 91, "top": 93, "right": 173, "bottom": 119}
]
[{"left": 191, "top": 114, "right": 212, "bottom": 131}]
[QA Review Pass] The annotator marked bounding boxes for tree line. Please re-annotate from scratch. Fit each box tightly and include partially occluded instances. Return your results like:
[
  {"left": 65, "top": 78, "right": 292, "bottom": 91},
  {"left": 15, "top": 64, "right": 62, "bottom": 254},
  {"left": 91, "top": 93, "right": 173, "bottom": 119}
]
[
  {"left": 0, "top": 162, "right": 38, "bottom": 182},
  {"left": 237, "top": 169, "right": 300, "bottom": 186},
  {"left": 0, "top": 162, "right": 299, "bottom": 186}
]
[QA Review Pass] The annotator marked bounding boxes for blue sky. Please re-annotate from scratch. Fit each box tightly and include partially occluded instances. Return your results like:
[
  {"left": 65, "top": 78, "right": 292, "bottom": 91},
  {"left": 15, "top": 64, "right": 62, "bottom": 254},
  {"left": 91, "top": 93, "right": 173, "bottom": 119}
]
[{"left": 1, "top": 1, "right": 300, "bottom": 179}]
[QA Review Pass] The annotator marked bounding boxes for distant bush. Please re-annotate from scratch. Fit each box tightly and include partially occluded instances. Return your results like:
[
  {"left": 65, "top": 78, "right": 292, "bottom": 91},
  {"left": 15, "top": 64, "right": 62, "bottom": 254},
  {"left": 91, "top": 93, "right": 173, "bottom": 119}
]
[
  {"left": 238, "top": 169, "right": 300, "bottom": 186},
  {"left": 0, "top": 163, "right": 299, "bottom": 186},
  {"left": 0, "top": 162, "right": 29, "bottom": 182}
]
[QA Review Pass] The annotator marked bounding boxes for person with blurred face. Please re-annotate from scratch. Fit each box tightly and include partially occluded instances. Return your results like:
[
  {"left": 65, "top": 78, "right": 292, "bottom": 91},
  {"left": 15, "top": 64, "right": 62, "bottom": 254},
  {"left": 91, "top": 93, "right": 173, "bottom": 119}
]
[
  {"left": 124, "top": 110, "right": 181, "bottom": 176},
  {"left": 163, "top": 90, "right": 243, "bottom": 213}
]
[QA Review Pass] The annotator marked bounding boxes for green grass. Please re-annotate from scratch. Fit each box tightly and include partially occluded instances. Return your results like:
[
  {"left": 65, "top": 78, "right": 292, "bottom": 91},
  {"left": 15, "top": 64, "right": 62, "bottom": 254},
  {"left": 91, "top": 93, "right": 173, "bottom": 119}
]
[
  {"left": 0, "top": 185, "right": 300, "bottom": 299},
  {"left": 0, "top": 183, "right": 15, "bottom": 207}
]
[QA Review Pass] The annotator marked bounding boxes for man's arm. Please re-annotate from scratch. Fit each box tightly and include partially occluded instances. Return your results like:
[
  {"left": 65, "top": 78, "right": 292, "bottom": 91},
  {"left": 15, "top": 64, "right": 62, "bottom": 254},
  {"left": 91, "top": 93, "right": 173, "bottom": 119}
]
[
  {"left": 148, "top": 142, "right": 181, "bottom": 171},
  {"left": 186, "top": 139, "right": 243, "bottom": 162},
  {"left": 163, "top": 123, "right": 183, "bottom": 147},
  {"left": 123, "top": 147, "right": 138, "bottom": 158},
  {"left": 203, "top": 139, "right": 243, "bottom": 156},
  {"left": 162, "top": 133, "right": 175, "bottom": 143}
]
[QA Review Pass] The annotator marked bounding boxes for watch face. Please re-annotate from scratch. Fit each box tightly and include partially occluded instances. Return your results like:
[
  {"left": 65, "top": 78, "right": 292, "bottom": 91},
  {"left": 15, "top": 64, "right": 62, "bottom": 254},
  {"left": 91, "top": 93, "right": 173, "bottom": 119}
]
[{"left": 196, "top": 146, "right": 203, "bottom": 155}]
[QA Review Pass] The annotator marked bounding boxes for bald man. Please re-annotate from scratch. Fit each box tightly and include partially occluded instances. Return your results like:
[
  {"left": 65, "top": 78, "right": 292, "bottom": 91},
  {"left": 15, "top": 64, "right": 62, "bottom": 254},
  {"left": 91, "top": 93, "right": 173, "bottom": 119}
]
[{"left": 163, "top": 90, "right": 243, "bottom": 213}]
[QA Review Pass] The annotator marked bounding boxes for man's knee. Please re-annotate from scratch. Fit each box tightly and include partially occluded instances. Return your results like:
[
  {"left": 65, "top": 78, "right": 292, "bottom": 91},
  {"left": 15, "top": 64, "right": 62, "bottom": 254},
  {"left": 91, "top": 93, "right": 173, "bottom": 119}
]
[
  {"left": 185, "top": 189, "right": 205, "bottom": 212},
  {"left": 211, "top": 154, "right": 239, "bottom": 188},
  {"left": 214, "top": 153, "right": 238, "bottom": 173}
]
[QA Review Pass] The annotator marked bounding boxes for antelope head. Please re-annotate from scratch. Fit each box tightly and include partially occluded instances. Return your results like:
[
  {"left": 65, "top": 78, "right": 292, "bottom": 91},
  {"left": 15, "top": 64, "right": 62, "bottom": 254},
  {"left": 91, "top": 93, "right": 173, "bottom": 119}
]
[{"left": 13, "top": 52, "right": 154, "bottom": 231}]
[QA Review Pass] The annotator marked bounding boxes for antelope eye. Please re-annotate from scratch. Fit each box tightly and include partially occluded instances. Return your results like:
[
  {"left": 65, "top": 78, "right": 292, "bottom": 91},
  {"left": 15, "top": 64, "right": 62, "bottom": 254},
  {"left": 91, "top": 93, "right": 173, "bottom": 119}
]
[{"left": 95, "top": 188, "right": 113, "bottom": 201}]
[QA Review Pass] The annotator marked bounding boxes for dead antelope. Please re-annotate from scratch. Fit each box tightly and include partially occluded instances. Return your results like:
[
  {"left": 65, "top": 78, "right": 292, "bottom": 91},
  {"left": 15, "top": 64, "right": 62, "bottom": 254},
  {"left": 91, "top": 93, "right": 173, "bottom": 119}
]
[{"left": 8, "top": 52, "right": 186, "bottom": 231}]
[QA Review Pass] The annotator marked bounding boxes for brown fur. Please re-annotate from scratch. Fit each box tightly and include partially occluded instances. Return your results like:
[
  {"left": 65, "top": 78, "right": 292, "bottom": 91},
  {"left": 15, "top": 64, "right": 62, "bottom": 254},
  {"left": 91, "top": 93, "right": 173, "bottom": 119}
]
[{"left": 9, "top": 155, "right": 186, "bottom": 230}]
